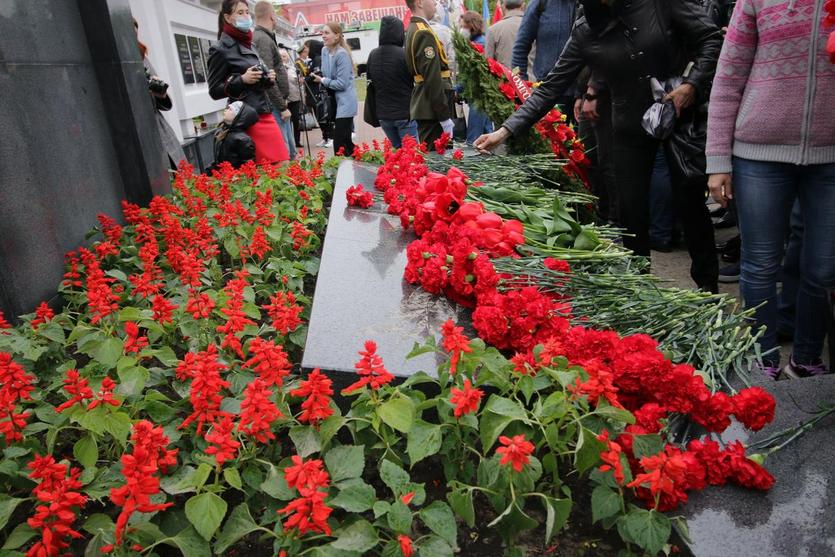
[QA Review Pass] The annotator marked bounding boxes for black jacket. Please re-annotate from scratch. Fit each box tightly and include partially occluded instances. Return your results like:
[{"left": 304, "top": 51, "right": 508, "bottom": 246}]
[
  {"left": 366, "top": 16, "right": 412, "bottom": 121},
  {"left": 208, "top": 33, "right": 274, "bottom": 114},
  {"left": 504, "top": 0, "right": 722, "bottom": 136},
  {"left": 213, "top": 102, "right": 259, "bottom": 169}
]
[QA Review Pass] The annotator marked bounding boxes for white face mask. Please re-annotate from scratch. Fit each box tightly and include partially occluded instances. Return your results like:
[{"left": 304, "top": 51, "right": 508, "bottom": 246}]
[{"left": 460, "top": 28, "right": 471, "bottom": 39}]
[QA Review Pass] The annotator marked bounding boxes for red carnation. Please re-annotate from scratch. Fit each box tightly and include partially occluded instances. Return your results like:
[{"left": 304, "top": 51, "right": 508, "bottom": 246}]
[
  {"left": 346, "top": 184, "right": 374, "bottom": 208},
  {"left": 732, "top": 387, "right": 775, "bottom": 431}
]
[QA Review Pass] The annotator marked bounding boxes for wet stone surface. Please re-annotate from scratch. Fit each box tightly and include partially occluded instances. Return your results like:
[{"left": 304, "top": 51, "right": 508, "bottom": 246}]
[
  {"left": 682, "top": 374, "right": 835, "bottom": 557},
  {"left": 302, "top": 160, "right": 471, "bottom": 385}
]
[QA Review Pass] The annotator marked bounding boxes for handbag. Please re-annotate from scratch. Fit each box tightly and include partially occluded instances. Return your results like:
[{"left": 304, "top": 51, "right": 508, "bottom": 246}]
[{"left": 364, "top": 79, "right": 381, "bottom": 127}]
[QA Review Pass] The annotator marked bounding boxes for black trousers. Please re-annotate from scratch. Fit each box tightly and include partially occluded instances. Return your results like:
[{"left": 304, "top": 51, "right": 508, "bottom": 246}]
[
  {"left": 416, "top": 119, "right": 443, "bottom": 148},
  {"left": 288, "top": 100, "right": 301, "bottom": 146},
  {"left": 578, "top": 90, "right": 617, "bottom": 223},
  {"left": 612, "top": 131, "right": 718, "bottom": 291},
  {"left": 333, "top": 117, "right": 355, "bottom": 157}
]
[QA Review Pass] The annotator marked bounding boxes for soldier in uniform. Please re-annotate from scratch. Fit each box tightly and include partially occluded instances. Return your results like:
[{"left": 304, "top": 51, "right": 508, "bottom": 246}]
[{"left": 404, "top": 0, "right": 454, "bottom": 146}]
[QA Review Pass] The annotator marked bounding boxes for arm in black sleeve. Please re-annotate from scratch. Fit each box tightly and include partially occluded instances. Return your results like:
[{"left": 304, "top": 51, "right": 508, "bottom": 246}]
[
  {"left": 502, "top": 31, "right": 586, "bottom": 136},
  {"left": 208, "top": 46, "right": 245, "bottom": 100},
  {"left": 669, "top": 0, "right": 722, "bottom": 100}
]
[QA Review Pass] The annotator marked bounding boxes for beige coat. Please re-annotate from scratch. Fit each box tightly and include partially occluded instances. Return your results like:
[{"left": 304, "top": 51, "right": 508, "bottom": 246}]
[{"left": 484, "top": 8, "right": 524, "bottom": 70}]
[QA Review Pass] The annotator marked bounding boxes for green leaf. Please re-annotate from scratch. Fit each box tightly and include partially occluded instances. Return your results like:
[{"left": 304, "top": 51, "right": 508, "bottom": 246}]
[
  {"left": 478, "top": 412, "right": 513, "bottom": 451},
  {"left": 575, "top": 427, "right": 606, "bottom": 475},
  {"left": 373, "top": 501, "right": 391, "bottom": 518},
  {"left": 154, "top": 346, "right": 180, "bottom": 367},
  {"left": 331, "top": 519, "right": 378, "bottom": 552},
  {"left": 81, "top": 513, "right": 114, "bottom": 536},
  {"left": 261, "top": 464, "right": 295, "bottom": 501},
  {"left": 325, "top": 445, "right": 365, "bottom": 482},
  {"left": 447, "top": 489, "right": 475, "bottom": 528},
  {"left": 418, "top": 535, "right": 454, "bottom": 557},
  {"left": 406, "top": 341, "right": 436, "bottom": 359},
  {"left": 406, "top": 421, "right": 442, "bottom": 467},
  {"left": 117, "top": 366, "right": 149, "bottom": 397},
  {"left": 544, "top": 497, "right": 571, "bottom": 543},
  {"left": 420, "top": 501, "right": 456, "bottom": 546},
  {"left": 330, "top": 481, "right": 376, "bottom": 512},
  {"left": 213, "top": 504, "right": 259, "bottom": 554},
  {"left": 632, "top": 434, "right": 665, "bottom": 459},
  {"left": 192, "top": 463, "right": 213, "bottom": 491},
  {"left": 37, "top": 322, "right": 65, "bottom": 344},
  {"left": 161, "top": 465, "right": 199, "bottom": 495},
  {"left": 377, "top": 395, "right": 415, "bottom": 433},
  {"left": 1, "top": 523, "right": 36, "bottom": 550},
  {"left": 621, "top": 508, "right": 671, "bottom": 556},
  {"left": 92, "top": 337, "right": 124, "bottom": 369},
  {"left": 168, "top": 525, "right": 212, "bottom": 557},
  {"left": 594, "top": 403, "right": 635, "bottom": 425},
  {"left": 318, "top": 415, "right": 346, "bottom": 447},
  {"left": 102, "top": 412, "right": 132, "bottom": 447},
  {"left": 574, "top": 228, "right": 601, "bottom": 250},
  {"left": 386, "top": 501, "right": 413, "bottom": 533},
  {"left": 223, "top": 468, "right": 243, "bottom": 491},
  {"left": 185, "top": 492, "right": 228, "bottom": 541},
  {"left": 379, "top": 460, "right": 410, "bottom": 495},
  {"left": 289, "top": 426, "right": 321, "bottom": 457},
  {"left": 73, "top": 435, "right": 98, "bottom": 469},
  {"left": 591, "top": 485, "right": 622, "bottom": 524},
  {"left": 484, "top": 395, "right": 527, "bottom": 420},
  {"left": 0, "top": 496, "right": 24, "bottom": 532},
  {"left": 223, "top": 236, "right": 240, "bottom": 258}
]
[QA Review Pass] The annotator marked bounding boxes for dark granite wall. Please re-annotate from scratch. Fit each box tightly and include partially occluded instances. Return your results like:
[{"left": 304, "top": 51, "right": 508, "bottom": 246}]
[{"left": 0, "top": 0, "right": 169, "bottom": 320}]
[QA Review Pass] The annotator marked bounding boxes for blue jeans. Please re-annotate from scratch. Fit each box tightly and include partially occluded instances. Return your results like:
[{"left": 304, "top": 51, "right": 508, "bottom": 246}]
[
  {"left": 734, "top": 157, "right": 835, "bottom": 365},
  {"left": 379, "top": 118, "right": 418, "bottom": 149},
  {"left": 273, "top": 110, "right": 296, "bottom": 159},
  {"left": 466, "top": 106, "right": 493, "bottom": 145},
  {"left": 649, "top": 147, "right": 674, "bottom": 245}
]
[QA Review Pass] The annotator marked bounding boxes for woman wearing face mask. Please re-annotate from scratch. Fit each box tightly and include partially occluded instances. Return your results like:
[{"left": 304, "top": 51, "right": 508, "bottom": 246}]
[
  {"left": 208, "top": 0, "right": 289, "bottom": 164},
  {"left": 458, "top": 11, "right": 494, "bottom": 145},
  {"left": 311, "top": 23, "right": 358, "bottom": 156},
  {"left": 475, "top": 0, "right": 723, "bottom": 293}
]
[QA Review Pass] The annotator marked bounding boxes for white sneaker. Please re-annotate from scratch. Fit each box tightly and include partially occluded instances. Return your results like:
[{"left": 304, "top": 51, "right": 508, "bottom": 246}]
[
  {"left": 324, "top": 139, "right": 333, "bottom": 148},
  {"left": 315, "top": 139, "right": 327, "bottom": 147},
  {"left": 351, "top": 132, "right": 357, "bottom": 140}
]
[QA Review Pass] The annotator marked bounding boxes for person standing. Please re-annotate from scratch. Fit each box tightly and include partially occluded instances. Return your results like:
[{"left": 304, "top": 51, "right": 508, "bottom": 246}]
[
  {"left": 458, "top": 11, "right": 494, "bottom": 144},
  {"left": 208, "top": 0, "right": 289, "bottom": 164},
  {"left": 280, "top": 49, "right": 302, "bottom": 149},
  {"left": 706, "top": 0, "right": 835, "bottom": 378},
  {"left": 476, "top": 0, "right": 722, "bottom": 293},
  {"left": 405, "top": 0, "right": 454, "bottom": 145},
  {"left": 485, "top": 0, "right": 525, "bottom": 69},
  {"left": 367, "top": 16, "right": 419, "bottom": 148},
  {"left": 311, "top": 23, "right": 358, "bottom": 156},
  {"left": 252, "top": 1, "right": 295, "bottom": 159}
]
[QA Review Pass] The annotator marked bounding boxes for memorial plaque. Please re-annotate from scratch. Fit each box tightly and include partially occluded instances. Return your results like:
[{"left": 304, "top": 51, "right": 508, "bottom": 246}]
[
  {"left": 174, "top": 34, "right": 195, "bottom": 84},
  {"left": 199, "top": 38, "right": 213, "bottom": 77},
  {"left": 188, "top": 36, "right": 206, "bottom": 83},
  {"left": 302, "top": 160, "right": 471, "bottom": 385},
  {"left": 682, "top": 374, "right": 835, "bottom": 556}
]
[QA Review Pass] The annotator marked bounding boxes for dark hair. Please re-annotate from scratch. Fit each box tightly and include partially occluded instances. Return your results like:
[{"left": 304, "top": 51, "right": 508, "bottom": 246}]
[
  {"left": 460, "top": 11, "right": 484, "bottom": 37},
  {"left": 503, "top": 0, "right": 524, "bottom": 9},
  {"left": 133, "top": 17, "right": 148, "bottom": 59},
  {"left": 405, "top": 0, "right": 417, "bottom": 10},
  {"left": 217, "top": 0, "right": 247, "bottom": 39}
]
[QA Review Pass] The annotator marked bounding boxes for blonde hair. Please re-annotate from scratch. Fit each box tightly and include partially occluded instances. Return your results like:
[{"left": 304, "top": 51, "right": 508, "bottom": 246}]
[{"left": 323, "top": 22, "right": 355, "bottom": 74}]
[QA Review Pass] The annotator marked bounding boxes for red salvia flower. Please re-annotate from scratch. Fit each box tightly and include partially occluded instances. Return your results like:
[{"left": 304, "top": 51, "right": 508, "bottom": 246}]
[
  {"left": 185, "top": 289, "right": 215, "bottom": 320},
  {"left": 87, "top": 377, "right": 120, "bottom": 410},
  {"left": 216, "top": 271, "right": 255, "bottom": 357},
  {"left": 97, "top": 213, "right": 123, "bottom": 243},
  {"left": 290, "top": 221, "right": 313, "bottom": 251},
  {"left": 398, "top": 534, "right": 414, "bottom": 557},
  {"left": 204, "top": 413, "right": 240, "bottom": 467},
  {"left": 25, "top": 455, "right": 87, "bottom": 557},
  {"left": 79, "top": 248, "right": 120, "bottom": 323},
  {"left": 496, "top": 434, "right": 535, "bottom": 472},
  {"left": 109, "top": 421, "right": 177, "bottom": 545},
  {"left": 238, "top": 379, "right": 283, "bottom": 443},
  {"left": 0, "top": 310, "right": 12, "bottom": 331},
  {"left": 400, "top": 491, "right": 415, "bottom": 505},
  {"left": 450, "top": 379, "right": 483, "bottom": 418},
  {"left": 254, "top": 189, "right": 275, "bottom": 225},
  {"left": 151, "top": 294, "right": 177, "bottom": 324},
  {"left": 597, "top": 430, "right": 626, "bottom": 485},
  {"left": 123, "top": 321, "right": 149, "bottom": 354},
  {"left": 249, "top": 226, "right": 271, "bottom": 261},
  {"left": 262, "top": 291, "right": 304, "bottom": 334},
  {"left": 0, "top": 352, "right": 35, "bottom": 444},
  {"left": 55, "top": 369, "right": 94, "bottom": 413},
  {"left": 243, "top": 338, "right": 291, "bottom": 387},
  {"left": 440, "top": 319, "right": 472, "bottom": 375},
  {"left": 30, "top": 301, "right": 54, "bottom": 329},
  {"left": 278, "top": 489, "right": 333, "bottom": 536},
  {"left": 284, "top": 456, "right": 330, "bottom": 495},
  {"left": 290, "top": 368, "right": 334, "bottom": 424},
  {"left": 342, "top": 340, "right": 394, "bottom": 394},
  {"left": 176, "top": 344, "right": 230, "bottom": 434}
]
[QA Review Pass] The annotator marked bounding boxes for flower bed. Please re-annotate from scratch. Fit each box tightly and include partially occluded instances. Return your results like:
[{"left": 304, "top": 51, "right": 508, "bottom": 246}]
[{"left": 0, "top": 147, "right": 772, "bottom": 557}]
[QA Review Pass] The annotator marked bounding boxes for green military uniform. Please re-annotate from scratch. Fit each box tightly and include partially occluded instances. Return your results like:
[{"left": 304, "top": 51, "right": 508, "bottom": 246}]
[{"left": 404, "top": 16, "right": 453, "bottom": 146}]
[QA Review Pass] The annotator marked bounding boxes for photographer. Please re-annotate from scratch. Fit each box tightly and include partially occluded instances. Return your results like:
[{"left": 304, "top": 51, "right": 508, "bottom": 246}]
[
  {"left": 311, "top": 23, "right": 357, "bottom": 156},
  {"left": 134, "top": 18, "right": 186, "bottom": 170},
  {"left": 208, "top": 0, "right": 289, "bottom": 164}
]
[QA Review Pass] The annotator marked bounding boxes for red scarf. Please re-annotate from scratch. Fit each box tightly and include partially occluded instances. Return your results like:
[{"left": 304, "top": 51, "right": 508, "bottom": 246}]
[{"left": 222, "top": 22, "right": 253, "bottom": 49}]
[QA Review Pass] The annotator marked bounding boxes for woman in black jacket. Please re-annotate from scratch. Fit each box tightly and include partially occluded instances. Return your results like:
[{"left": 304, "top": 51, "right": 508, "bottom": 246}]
[
  {"left": 475, "top": 0, "right": 723, "bottom": 293},
  {"left": 366, "top": 16, "right": 418, "bottom": 148},
  {"left": 207, "top": 0, "right": 288, "bottom": 164}
]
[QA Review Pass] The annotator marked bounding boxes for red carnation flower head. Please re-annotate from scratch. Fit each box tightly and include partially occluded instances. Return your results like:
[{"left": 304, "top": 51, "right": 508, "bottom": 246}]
[
  {"left": 496, "top": 434, "right": 535, "bottom": 472},
  {"left": 346, "top": 184, "right": 374, "bottom": 208},
  {"left": 731, "top": 387, "right": 775, "bottom": 431}
]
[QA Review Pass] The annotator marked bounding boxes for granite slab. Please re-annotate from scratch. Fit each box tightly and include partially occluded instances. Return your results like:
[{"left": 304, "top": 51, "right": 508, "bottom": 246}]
[
  {"left": 301, "top": 160, "right": 471, "bottom": 384},
  {"left": 682, "top": 374, "right": 835, "bottom": 557}
]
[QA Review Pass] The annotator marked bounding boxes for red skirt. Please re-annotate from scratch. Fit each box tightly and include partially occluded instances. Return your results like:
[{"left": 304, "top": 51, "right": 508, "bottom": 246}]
[{"left": 246, "top": 113, "right": 289, "bottom": 164}]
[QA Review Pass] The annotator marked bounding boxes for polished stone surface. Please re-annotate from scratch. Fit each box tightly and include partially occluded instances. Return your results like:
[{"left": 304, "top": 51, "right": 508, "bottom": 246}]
[
  {"left": 302, "top": 160, "right": 471, "bottom": 383},
  {"left": 683, "top": 374, "right": 835, "bottom": 557}
]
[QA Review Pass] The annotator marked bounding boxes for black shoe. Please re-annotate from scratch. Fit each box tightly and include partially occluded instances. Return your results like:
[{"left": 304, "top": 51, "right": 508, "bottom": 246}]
[
  {"left": 718, "top": 262, "right": 740, "bottom": 283},
  {"left": 710, "top": 207, "right": 727, "bottom": 219},
  {"left": 713, "top": 212, "right": 737, "bottom": 229},
  {"left": 650, "top": 240, "right": 673, "bottom": 253},
  {"left": 721, "top": 234, "right": 740, "bottom": 263}
]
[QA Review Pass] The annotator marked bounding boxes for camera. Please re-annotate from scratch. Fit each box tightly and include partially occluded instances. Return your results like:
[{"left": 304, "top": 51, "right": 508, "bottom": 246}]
[
  {"left": 252, "top": 62, "right": 274, "bottom": 88},
  {"left": 148, "top": 77, "right": 169, "bottom": 95}
]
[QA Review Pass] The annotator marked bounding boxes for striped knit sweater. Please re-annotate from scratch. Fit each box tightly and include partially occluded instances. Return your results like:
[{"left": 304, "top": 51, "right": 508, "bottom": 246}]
[{"left": 706, "top": 0, "right": 835, "bottom": 174}]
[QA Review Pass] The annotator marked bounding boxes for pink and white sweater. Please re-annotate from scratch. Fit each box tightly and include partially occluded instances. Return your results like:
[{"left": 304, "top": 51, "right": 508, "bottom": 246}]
[{"left": 706, "top": 0, "right": 835, "bottom": 174}]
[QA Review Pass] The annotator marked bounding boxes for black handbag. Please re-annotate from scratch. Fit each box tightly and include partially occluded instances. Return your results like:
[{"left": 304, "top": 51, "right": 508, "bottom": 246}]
[
  {"left": 664, "top": 101, "right": 708, "bottom": 180},
  {"left": 364, "top": 80, "right": 380, "bottom": 127}
]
